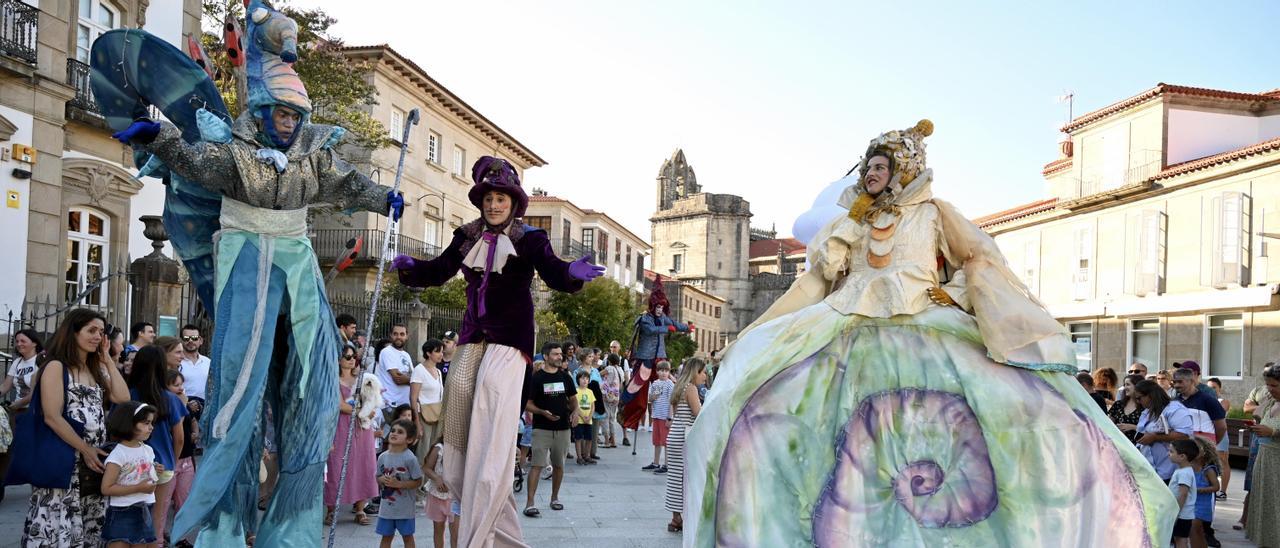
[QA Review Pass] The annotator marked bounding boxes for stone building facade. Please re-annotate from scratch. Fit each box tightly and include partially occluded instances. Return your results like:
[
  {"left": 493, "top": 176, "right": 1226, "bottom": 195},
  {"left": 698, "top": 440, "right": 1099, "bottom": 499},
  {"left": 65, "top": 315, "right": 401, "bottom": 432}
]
[
  {"left": 314, "top": 44, "right": 546, "bottom": 296},
  {"left": 649, "top": 149, "right": 753, "bottom": 339},
  {"left": 524, "top": 193, "right": 649, "bottom": 290},
  {"left": 644, "top": 270, "right": 725, "bottom": 357},
  {"left": 2, "top": 0, "right": 201, "bottom": 338},
  {"left": 975, "top": 83, "right": 1280, "bottom": 404}
]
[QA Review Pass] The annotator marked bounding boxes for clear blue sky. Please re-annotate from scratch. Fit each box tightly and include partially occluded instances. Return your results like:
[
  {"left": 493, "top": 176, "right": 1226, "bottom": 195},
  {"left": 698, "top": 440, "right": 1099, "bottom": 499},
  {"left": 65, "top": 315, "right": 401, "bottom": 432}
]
[{"left": 299, "top": 0, "right": 1279, "bottom": 240}]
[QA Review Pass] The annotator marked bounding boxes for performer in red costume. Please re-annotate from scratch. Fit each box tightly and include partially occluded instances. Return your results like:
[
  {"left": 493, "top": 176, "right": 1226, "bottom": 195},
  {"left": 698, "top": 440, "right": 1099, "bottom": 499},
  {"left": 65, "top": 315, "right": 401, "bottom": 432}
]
[{"left": 620, "top": 279, "right": 691, "bottom": 431}]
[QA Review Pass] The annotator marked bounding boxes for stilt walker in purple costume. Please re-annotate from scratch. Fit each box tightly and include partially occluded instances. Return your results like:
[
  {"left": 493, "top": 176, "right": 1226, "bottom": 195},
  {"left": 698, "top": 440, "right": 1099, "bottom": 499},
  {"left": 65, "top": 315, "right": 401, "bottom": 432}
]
[
  {"left": 106, "top": 2, "right": 405, "bottom": 544},
  {"left": 392, "top": 157, "right": 605, "bottom": 547}
]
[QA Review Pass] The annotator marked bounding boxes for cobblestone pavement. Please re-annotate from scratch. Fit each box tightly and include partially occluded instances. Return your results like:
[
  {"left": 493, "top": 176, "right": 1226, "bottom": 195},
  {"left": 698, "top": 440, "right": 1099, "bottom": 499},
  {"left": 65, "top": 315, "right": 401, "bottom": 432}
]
[{"left": 0, "top": 432, "right": 1256, "bottom": 547}]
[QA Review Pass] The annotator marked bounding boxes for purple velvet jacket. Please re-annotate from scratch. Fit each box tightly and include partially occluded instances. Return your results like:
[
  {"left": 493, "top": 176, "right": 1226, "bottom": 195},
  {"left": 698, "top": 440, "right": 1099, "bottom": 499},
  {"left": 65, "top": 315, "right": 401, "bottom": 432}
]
[{"left": 397, "top": 221, "right": 583, "bottom": 359}]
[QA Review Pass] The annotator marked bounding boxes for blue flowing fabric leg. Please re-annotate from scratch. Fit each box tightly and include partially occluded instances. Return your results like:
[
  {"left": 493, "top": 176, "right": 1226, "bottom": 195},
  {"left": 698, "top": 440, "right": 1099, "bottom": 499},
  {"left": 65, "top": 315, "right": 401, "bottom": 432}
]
[
  {"left": 173, "top": 241, "right": 285, "bottom": 544},
  {"left": 257, "top": 289, "right": 339, "bottom": 546}
]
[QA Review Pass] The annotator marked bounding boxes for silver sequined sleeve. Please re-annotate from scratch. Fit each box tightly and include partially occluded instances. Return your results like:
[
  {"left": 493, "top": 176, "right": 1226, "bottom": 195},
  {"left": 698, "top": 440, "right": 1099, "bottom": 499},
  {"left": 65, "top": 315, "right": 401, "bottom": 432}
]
[
  {"left": 145, "top": 122, "right": 240, "bottom": 196},
  {"left": 315, "top": 148, "right": 393, "bottom": 214}
]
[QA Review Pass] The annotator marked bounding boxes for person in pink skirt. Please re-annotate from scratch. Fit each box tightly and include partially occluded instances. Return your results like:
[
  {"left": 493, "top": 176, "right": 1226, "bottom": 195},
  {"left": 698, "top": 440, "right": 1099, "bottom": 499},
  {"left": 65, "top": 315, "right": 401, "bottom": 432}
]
[{"left": 325, "top": 346, "right": 380, "bottom": 526}]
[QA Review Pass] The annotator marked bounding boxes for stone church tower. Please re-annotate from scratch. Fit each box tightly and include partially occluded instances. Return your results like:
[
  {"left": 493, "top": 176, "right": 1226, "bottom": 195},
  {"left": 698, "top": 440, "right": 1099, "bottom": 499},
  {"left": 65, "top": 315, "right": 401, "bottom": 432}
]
[{"left": 650, "top": 149, "right": 754, "bottom": 340}]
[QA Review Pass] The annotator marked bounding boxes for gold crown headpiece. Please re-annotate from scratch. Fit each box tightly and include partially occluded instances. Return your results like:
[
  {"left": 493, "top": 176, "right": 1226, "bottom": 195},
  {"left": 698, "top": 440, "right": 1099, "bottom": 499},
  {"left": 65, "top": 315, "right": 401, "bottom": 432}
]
[{"left": 857, "top": 119, "right": 934, "bottom": 184}]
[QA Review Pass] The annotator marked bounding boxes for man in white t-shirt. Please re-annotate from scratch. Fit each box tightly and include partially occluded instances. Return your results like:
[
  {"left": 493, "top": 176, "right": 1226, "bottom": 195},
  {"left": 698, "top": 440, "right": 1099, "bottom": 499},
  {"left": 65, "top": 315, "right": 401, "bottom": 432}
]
[
  {"left": 178, "top": 324, "right": 212, "bottom": 405},
  {"left": 377, "top": 324, "right": 414, "bottom": 418}
]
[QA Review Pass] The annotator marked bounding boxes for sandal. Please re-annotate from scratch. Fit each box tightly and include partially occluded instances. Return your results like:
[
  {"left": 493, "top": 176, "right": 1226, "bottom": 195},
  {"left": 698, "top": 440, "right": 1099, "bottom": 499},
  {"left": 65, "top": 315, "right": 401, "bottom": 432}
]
[
  {"left": 668, "top": 519, "right": 683, "bottom": 532},
  {"left": 1233, "top": 522, "right": 1244, "bottom": 531},
  {"left": 550, "top": 500, "right": 564, "bottom": 511},
  {"left": 355, "top": 511, "right": 371, "bottom": 526},
  {"left": 523, "top": 506, "right": 541, "bottom": 517},
  {"left": 323, "top": 509, "right": 335, "bottom": 526}
]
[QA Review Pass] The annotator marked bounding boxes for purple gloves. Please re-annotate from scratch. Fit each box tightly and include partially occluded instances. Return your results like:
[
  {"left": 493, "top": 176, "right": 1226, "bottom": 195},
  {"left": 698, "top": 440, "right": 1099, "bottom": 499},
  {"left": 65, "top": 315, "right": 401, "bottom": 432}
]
[
  {"left": 391, "top": 254, "right": 415, "bottom": 271},
  {"left": 568, "top": 254, "right": 606, "bottom": 281}
]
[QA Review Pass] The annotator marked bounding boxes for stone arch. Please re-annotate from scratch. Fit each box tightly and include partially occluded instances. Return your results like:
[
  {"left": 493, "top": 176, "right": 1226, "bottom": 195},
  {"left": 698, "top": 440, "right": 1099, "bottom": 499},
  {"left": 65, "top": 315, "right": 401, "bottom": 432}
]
[
  {"left": 0, "top": 112, "right": 18, "bottom": 141},
  {"left": 63, "top": 156, "right": 144, "bottom": 207},
  {"left": 60, "top": 156, "right": 143, "bottom": 312}
]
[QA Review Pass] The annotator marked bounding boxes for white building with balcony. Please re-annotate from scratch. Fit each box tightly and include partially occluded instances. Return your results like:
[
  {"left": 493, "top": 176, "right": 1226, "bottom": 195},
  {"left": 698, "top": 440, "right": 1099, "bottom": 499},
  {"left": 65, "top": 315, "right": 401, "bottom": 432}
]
[{"left": 975, "top": 83, "right": 1280, "bottom": 402}]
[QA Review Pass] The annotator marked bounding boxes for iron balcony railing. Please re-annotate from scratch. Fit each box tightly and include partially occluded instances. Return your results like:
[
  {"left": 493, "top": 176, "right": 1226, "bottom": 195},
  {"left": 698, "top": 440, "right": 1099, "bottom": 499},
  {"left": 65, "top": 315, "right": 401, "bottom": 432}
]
[
  {"left": 66, "top": 58, "right": 100, "bottom": 113},
  {"left": 311, "top": 228, "right": 442, "bottom": 265},
  {"left": 0, "top": 0, "right": 37, "bottom": 65},
  {"left": 561, "top": 240, "right": 592, "bottom": 261}
]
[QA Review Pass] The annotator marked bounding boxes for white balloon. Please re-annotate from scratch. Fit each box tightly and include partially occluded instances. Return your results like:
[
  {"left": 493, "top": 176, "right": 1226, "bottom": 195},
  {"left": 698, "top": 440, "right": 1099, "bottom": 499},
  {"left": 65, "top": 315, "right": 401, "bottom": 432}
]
[{"left": 791, "top": 174, "right": 858, "bottom": 245}]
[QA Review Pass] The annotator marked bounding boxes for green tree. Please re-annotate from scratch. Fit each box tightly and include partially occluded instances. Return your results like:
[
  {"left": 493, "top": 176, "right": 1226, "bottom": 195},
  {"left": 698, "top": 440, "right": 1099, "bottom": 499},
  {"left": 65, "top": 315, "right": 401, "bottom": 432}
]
[
  {"left": 549, "top": 278, "right": 643, "bottom": 349},
  {"left": 200, "top": 1, "right": 390, "bottom": 149},
  {"left": 381, "top": 272, "right": 466, "bottom": 309},
  {"left": 663, "top": 332, "right": 698, "bottom": 368},
  {"left": 535, "top": 308, "right": 570, "bottom": 345}
]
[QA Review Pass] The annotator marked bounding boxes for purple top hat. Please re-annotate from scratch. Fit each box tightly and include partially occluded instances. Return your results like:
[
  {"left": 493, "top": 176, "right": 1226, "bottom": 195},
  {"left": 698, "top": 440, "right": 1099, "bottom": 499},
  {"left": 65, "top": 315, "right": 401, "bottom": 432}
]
[{"left": 468, "top": 156, "right": 528, "bottom": 219}]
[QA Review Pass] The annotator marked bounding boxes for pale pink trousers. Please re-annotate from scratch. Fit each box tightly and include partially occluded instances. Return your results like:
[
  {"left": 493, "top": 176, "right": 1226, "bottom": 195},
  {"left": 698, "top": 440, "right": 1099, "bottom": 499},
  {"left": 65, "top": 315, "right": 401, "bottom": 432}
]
[{"left": 443, "top": 344, "right": 529, "bottom": 548}]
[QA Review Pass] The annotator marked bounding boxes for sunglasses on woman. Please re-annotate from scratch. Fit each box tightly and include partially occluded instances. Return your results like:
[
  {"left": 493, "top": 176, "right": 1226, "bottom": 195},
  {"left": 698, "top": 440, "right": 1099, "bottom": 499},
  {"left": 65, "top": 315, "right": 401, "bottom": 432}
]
[{"left": 341, "top": 353, "right": 356, "bottom": 360}]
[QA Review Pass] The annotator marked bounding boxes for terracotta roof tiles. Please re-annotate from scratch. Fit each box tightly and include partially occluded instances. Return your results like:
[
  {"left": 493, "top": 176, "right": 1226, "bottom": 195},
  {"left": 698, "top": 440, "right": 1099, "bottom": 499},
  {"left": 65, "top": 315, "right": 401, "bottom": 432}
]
[
  {"left": 973, "top": 198, "right": 1059, "bottom": 229},
  {"left": 1042, "top": 158, "right": 1072, "bottom": 177},
  {"left": 1152, "top": 137, "right": 1280, "bottom": 181},
  {"left": 1062, "top": 83, "right": 1280, "bottom": 133},
  {"left": 748, "top": 238, "right": 806, "bottom": 259}
]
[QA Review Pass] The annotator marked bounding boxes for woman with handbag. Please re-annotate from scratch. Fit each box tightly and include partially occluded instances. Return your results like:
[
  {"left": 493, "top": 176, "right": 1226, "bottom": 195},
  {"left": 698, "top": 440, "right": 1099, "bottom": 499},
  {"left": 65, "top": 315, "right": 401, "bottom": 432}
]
[
  {"left": 20, "top": 308, "right": 130, "bottom": 546},
  {"left": 411, "top": 339, "right": 446, "bottom": 462},
  {"left": 1133, "top": 379, "right": 1195, "bottom": 481}
]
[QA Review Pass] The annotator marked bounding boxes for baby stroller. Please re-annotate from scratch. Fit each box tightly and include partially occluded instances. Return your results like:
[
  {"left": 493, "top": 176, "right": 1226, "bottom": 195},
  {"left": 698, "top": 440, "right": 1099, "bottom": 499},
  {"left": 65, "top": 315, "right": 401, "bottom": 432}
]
[{"left": 512, "top": 460, "right": 524, "bottom": 493}]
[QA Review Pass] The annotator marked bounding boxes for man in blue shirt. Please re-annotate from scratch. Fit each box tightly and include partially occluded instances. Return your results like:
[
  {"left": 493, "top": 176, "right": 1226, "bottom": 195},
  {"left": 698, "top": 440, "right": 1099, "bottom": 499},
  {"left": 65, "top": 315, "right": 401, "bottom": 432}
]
[{"left": 1173, "top": 367, "right": 1227, "bottom": 443}]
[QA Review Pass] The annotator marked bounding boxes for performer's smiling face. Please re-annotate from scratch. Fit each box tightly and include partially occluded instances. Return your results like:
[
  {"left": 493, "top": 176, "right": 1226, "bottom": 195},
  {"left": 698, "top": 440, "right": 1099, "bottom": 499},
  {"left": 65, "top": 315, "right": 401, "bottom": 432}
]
[
  {"left": 864, "top": 155, "right": 892, "bottom": 196},
  {"left": 483, "top": 191, "right": 513, "bottom": 226},
  {"left": 271, "top": 106, "right": 301, "bottom": 143}
]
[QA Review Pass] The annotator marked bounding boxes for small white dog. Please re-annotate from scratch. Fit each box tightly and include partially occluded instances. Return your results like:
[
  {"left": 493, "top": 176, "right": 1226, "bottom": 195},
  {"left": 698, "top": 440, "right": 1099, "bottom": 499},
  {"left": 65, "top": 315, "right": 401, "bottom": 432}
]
[{"left": 356, "top": 373, "right": 383, "bottom": 430}]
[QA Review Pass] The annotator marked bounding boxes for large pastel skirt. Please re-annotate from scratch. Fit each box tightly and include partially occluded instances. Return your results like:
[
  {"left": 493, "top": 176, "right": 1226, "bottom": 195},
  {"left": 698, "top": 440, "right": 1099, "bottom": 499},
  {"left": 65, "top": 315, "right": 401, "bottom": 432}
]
[{"left": 684, "top": 303, "right": 1177, "bottom": 547}]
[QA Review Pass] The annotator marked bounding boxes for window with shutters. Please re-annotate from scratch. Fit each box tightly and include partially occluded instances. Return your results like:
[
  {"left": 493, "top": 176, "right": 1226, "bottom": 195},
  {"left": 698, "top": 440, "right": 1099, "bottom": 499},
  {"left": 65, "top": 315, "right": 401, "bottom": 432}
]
[
  {"left": 453, "top": 146, "right": 467, "bottom": 177},
  {"left": 673, "top": 254, "right": 683, "bottom": 273},
  {"left": 77, "top": 1, "right": 118, "bottom": 63},
  {"left": 423, "top": 216, "right": 441, "bottom": 248},
  {"left": 1204, "top": 313, "right": 1244, "bottom": 378},
  {"left": 1069, "top": 323, "right": 1092, "bottom": 372},
  {"left": 525, "top": 216, "right": 552, "bottom": 232},
  {"left": 1135, "top": 210, "right": 1165, "bottom": 296},
  {"left": 1072, "top": 225, "right": 1094, "bottom": 301},
  {"left": 1211, "top": 192, "right": 1248, "bottom": 287},
  {"left": 389, "top": 108, "right": 404, "bottom": 142},
  {"left": 581, "top": 228, "right": 595, "bottom": 251},
  {"left": 65, "top": 208, "right": 110, "bottom": 306},
  {"left": 598, "top": 231, "right": 609, "bottom": 265},
  {"left": 427, "top": 131, "right": 441, "bottom": 164},
  {"left": 1128, "top": 318, "right": 1160, "bottom": 369},
  {"left": 1020, "top": 237, "right": 1039, "bottom": 295},
  {"left": 562, "top": 220, "right": 572, "bottom": 253}
]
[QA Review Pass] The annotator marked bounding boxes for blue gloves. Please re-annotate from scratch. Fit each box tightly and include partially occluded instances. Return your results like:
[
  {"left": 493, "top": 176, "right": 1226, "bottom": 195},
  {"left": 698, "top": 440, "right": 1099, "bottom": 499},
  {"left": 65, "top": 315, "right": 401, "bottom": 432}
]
[
  {"left": 568, "top": 253, "right": 606, "bottom": 281},
  {"left": 387, "top": 191, "right": 404, "bottom": 221},
  {"left": 391, "top": 254, "right": 415, "bottom": 271},
  {"left": 111, "top": 119, "right": 161, "bottom": 145}
]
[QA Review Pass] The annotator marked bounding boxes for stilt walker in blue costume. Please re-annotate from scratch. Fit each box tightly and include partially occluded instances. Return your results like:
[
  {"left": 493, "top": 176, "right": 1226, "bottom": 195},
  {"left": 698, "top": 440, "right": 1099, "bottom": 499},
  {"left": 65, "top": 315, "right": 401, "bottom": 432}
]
[
  {"left": 684, "top": 120, "right": 1179, "bottom": 547},
  {"left": 96, "top": 2, "right": 404, "bottom": 544}
]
